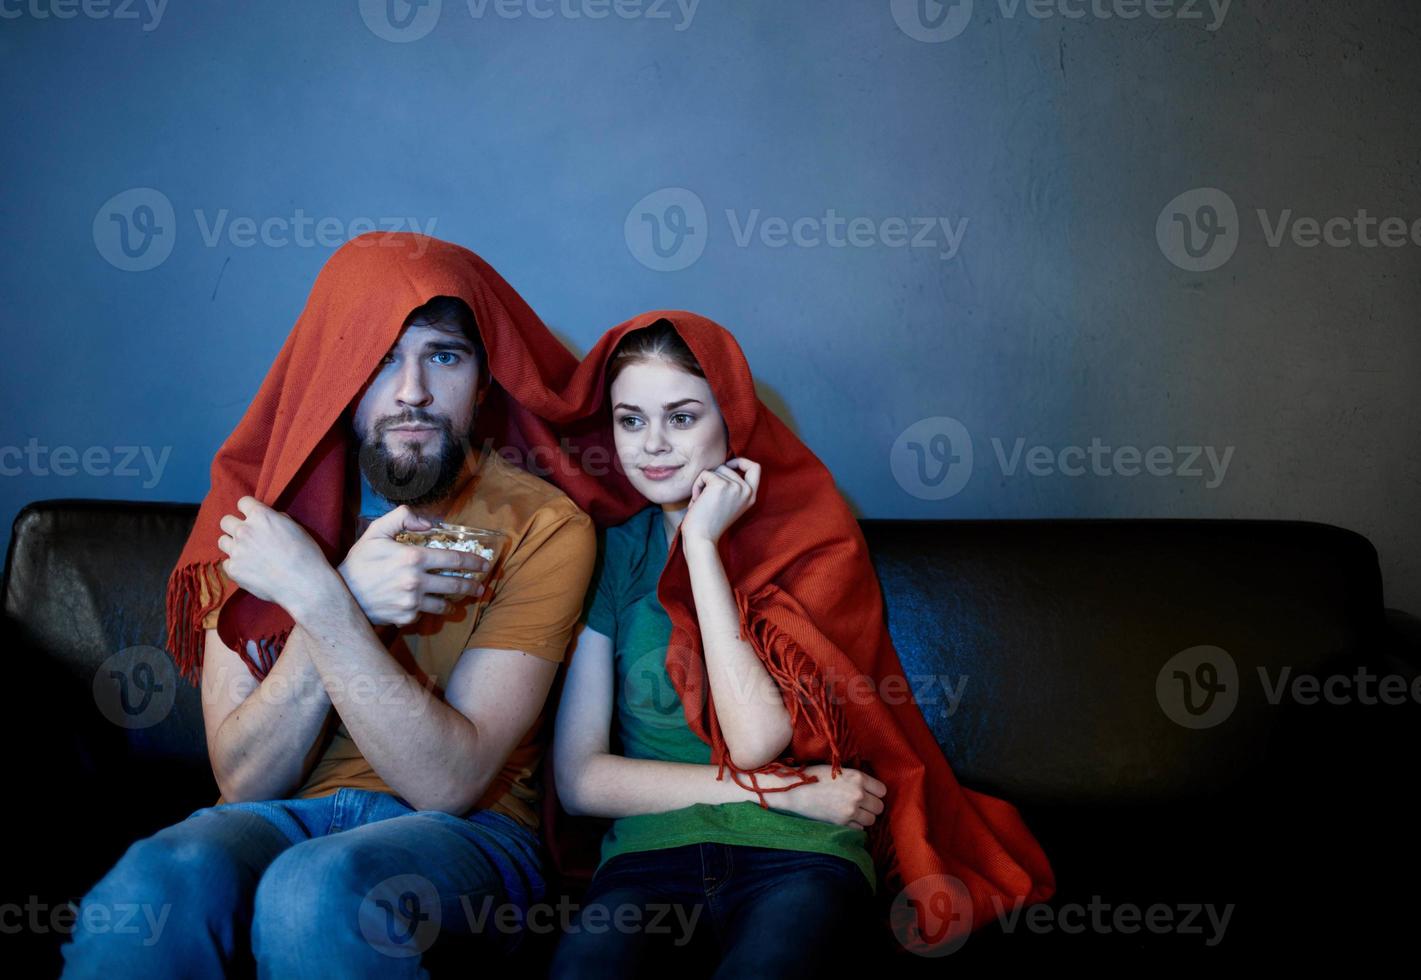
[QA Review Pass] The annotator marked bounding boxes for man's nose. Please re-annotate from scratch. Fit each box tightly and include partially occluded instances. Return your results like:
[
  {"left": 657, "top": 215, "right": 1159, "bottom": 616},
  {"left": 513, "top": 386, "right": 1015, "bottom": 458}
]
[{"left": 394, "top": 362, "right": 432, "bottom": 408}]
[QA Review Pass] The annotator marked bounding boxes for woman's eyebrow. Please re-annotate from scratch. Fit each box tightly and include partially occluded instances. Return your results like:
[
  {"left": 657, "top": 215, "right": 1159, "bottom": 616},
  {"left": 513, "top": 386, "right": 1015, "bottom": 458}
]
[{"left": 613, "top": 398, "right": 705, "bottom": 412}]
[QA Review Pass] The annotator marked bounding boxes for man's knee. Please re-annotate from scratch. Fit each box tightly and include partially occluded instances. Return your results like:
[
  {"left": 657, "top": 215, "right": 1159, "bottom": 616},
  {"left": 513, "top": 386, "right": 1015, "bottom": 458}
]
[
  {"left": 63, "top": 829, "right": 251, "bottom": 969},
  {"left": 252, "top": 839, "right": 384, "bottom": 936},
  {"left": 89, "top": 832, "right": 245, "bottom": 921},
  {"left": 252, "top": 840, "right": 445, "bottom": 963}
]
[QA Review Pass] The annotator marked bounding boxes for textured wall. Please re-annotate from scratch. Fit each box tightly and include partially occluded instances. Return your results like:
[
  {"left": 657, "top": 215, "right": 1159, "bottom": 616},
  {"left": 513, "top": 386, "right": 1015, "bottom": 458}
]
[{"left": 2, "top": 0, "right": 1418, "bottom": 610}]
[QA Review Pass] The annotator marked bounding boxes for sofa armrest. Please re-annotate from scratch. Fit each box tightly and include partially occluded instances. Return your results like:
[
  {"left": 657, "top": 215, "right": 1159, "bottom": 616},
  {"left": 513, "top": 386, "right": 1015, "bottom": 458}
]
[{"left": 1381, "top": 607, "right": 1421, "bottom": 677}]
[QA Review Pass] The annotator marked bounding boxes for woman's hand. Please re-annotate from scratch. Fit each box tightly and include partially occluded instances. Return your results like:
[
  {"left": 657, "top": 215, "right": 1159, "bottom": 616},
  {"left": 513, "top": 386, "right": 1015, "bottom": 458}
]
[
  {"left": 679, "top": 457, "right": 761, "bottom": 546},
  {"left": 338, "top": 506, "right": 488, "bottom": 626},
  {"left": 770, "top": 764, "right": 888, "bottom": 831}
]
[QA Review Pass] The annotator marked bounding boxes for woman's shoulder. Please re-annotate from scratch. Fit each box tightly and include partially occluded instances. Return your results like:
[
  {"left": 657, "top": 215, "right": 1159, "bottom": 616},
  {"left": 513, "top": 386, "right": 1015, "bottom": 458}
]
[{"left": 602, "top": 504, "right": 660, "bottom": 549}]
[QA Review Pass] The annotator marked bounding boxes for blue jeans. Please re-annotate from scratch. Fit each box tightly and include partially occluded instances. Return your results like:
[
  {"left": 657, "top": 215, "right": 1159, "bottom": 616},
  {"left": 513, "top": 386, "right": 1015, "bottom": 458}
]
[
  {"left": 59, "top": 788, "right": 545, "bottom": 979},
  {"left": 548, "top": 843, "right": 874, "bottom": 979}
]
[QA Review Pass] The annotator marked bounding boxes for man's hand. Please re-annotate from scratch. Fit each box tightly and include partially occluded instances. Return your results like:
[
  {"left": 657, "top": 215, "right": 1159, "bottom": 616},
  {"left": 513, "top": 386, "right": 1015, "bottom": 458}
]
[
  {"left": 339, "top": 505, "right": 489, "bottom": 627},
  {"left": 771, "top": 764, "right": 887, "bottom": 831},
  {"left": 217, "top": 496, "right": 331, "bottom": 609}
]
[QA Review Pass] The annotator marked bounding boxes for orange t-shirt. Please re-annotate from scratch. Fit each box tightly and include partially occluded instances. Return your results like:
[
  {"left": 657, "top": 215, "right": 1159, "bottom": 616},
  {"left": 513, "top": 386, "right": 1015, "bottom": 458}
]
[{"left": 200, "top": 448, "right": 595, "bottom": 831}]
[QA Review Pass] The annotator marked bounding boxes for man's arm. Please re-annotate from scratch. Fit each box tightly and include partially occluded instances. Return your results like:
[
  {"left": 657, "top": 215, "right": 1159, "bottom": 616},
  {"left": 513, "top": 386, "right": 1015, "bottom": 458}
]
[
  {"left": 200, "top": 626, "right": 337, "bottom": 802},
  {"left": 287, "top": 580, "right": 558, "bottom": 814},
  {"left": 287, "top": 498, "right": 595, "bottom": 812},
  {"left": 216, "top": 494, "right": 594, "bottom": 814},
  {"left": 200, "top": 504, "right": 484, "bottom": 801}
]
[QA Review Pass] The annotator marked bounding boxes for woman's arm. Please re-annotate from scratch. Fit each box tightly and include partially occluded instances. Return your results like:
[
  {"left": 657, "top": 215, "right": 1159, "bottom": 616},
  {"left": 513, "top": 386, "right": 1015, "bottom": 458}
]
[
  {"left": 553, "top": 624, "right": 885, "bottom": 828},
  {"left": 681, "top": 534, "right": 794, "bottom": 769},
  {"left": 678, "top": 457, "right": 793, "bottom": 770}
]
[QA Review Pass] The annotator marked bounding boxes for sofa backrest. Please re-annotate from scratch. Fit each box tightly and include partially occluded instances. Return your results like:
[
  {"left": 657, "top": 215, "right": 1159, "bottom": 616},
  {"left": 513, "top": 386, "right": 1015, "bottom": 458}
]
[{"left": 3, "top": 500, "right": 1387, "bottom": 818}]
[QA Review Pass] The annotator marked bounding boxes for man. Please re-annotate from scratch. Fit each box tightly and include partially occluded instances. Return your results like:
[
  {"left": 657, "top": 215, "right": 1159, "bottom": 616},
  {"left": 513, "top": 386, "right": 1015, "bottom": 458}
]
[{"left": 60, "top": 239, "right": 596, "bottom": 976}]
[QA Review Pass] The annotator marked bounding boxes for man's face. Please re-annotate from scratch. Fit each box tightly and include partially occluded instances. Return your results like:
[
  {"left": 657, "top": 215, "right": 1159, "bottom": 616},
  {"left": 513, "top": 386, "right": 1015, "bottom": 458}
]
[{"left": 352, "top": 322, "right": 483, "bottom": 508}]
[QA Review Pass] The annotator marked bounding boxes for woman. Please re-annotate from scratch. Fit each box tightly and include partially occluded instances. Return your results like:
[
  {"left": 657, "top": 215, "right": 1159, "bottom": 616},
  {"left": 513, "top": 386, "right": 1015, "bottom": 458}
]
[
  {"left": 548, "top": 321, "right": 887, "bottom": 977},
  {"left": 545, "top": 315, "right": 1055, "bottom": 976}
]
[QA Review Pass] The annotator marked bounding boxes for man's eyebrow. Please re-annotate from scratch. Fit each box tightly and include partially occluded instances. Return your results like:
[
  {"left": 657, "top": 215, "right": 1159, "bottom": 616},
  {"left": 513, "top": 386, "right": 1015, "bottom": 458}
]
[
  {"left": 419, "top": 337, "right": 475, "bottom": 353},
  {"left": 612, "top": 398, "right": 705, "bottom": 412}
]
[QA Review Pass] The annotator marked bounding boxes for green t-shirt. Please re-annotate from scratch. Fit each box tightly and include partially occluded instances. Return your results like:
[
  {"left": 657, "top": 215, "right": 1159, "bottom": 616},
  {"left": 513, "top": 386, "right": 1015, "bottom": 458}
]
[{"left": 581, "top": 505, "right": 876, "bottom": 893}]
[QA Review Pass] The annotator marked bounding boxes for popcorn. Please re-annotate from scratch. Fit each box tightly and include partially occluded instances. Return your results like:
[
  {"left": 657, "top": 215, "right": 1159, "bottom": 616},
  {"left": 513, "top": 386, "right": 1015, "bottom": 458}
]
[{"left": 395, "top": 525, "right": 503, "bottom": 580}]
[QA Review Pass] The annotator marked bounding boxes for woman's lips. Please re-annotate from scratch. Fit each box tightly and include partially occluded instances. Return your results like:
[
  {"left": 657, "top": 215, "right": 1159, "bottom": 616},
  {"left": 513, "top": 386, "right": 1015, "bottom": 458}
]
[{"left": 640, "top": 465, "right": 682, "bottom": 481}]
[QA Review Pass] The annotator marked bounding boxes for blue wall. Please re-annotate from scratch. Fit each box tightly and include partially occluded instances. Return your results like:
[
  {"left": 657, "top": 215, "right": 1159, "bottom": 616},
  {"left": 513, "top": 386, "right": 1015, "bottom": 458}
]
[{"left": 2, "top": 0, "right": 1419, "bottom": 610}]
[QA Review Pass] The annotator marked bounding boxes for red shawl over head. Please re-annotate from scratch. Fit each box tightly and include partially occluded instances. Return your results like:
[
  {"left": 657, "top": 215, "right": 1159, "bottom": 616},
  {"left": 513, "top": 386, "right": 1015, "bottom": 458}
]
[
  {"left": 546, "top": 311, "right": 1056, "bottom": 949},
  {"left": 165, "top": 232, "right": 632, "bottom": 685}
]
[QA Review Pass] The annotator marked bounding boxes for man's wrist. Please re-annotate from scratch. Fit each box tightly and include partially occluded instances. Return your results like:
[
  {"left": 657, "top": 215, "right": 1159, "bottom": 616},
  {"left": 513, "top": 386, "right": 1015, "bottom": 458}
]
[{"left": 282, "top": 563, "right": 351, "bottom": 625}]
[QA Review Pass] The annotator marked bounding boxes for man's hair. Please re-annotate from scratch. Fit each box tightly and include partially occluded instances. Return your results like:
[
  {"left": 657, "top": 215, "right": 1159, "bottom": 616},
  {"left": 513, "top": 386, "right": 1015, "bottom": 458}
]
[{"left": 405, "top": 295, "right": 489, "bottom": 384}]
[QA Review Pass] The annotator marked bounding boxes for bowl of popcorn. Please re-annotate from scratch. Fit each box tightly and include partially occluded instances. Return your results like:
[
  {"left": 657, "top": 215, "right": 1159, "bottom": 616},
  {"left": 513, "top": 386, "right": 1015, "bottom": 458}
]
[{"left": 394, "top": 522, "right": 506, "bottom": 592}]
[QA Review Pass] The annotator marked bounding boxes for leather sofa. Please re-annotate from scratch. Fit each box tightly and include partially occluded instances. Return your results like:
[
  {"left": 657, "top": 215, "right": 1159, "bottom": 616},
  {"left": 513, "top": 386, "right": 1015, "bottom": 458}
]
[{"left": 4, "top": 498, "right": 1417, "bottom": 972}]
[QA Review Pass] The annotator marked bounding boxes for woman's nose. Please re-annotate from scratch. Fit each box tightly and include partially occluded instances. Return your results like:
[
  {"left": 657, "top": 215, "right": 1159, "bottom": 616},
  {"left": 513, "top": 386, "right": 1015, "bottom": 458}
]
[{"left": 643, "top": 424, "right": 671, "bottom": 453}]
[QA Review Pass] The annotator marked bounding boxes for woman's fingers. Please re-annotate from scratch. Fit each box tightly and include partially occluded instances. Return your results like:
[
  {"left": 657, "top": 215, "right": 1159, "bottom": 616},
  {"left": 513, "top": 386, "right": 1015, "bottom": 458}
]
[
  {"left": 847, "top": 820, "right": 865, "bottom": 831},
  {"left": 853, "top": 807, "right": 878, "bottom": 827},
  {"left": 725, "top": 457, "right": 762, "bottom": 495},
  {"left": 690, "top": 469, "right": 716, "bottom": 501},
  {"left": 860, "top": 793, "right": 885, "bottom": 815}
]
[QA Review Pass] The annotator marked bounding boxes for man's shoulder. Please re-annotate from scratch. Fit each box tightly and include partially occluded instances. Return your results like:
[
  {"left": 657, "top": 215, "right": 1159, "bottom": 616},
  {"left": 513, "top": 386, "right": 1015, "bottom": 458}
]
[{"left": 455, "top": 449, "right": 592, "bottom": 539}]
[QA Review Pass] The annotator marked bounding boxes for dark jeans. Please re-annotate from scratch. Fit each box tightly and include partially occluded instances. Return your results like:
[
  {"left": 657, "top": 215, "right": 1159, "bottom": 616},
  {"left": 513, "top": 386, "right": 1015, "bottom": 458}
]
[
  {"left": 58, "top": 789, "right": 545, "bottom": 979},
  {"left": 548, "top": 843, "right": 874, "bottom": 979}
]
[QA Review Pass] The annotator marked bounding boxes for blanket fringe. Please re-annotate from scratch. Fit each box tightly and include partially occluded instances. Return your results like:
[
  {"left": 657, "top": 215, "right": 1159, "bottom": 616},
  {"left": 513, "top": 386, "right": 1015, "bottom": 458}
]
[
  {"left": 719, "top": 587, "right": 853, "bottom": 806},
  {"left": 165, "top": 559, "right": 287, "bottom": 685}
]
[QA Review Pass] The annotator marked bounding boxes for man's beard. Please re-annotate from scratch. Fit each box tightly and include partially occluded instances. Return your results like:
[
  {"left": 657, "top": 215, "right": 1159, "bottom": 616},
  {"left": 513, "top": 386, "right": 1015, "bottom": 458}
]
[{"left": 357, "top": 412, "right": 473, "bottom": 509}]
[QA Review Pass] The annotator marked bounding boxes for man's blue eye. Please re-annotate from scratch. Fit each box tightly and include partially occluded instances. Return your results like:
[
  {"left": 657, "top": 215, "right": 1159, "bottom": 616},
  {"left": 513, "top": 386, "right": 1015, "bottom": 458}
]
[{"left": 431, "top": 351, "right": 459, "bottom": 365}]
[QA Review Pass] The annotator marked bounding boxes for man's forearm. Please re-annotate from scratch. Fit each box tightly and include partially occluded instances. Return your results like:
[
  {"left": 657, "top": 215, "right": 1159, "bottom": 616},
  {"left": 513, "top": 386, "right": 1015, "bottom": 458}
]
[
  {"left": 210, "top": 629, "right": 335, "bottom": 802},
  {"left": 286, "top": 570, "right": 491, "bottom": 813}
]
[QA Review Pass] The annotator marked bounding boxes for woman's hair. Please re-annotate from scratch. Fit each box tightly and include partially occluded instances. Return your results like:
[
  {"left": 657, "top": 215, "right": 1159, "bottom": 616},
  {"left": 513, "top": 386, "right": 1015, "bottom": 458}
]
[{"left": 607, "top": 319, "right": 705, "bottom": 387}]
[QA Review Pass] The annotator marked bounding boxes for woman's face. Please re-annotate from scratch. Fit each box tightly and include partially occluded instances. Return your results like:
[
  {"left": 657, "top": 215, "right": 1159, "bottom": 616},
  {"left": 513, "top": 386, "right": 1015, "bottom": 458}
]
[{"left": 610, "top": 358, "right": 729, "bottom": 506}]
